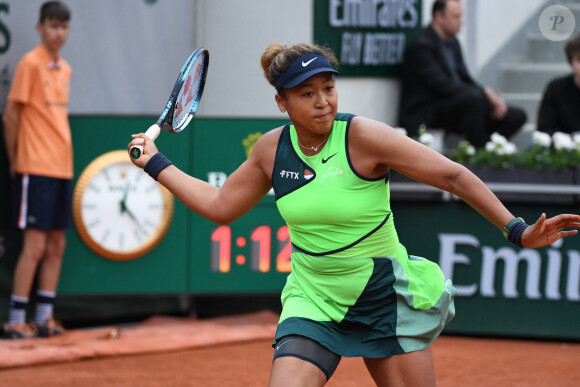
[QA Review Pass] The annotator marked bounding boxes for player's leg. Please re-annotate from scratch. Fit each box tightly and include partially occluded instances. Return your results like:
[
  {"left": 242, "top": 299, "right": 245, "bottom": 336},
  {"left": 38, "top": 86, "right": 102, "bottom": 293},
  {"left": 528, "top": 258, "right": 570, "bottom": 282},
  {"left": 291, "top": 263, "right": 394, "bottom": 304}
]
[
  {"left": 363, "top": 346, "right": 436, "bottom": 387},
  {"left": 3, "top": 174, "right": 52, "bottom": 338},
  {"left": 10, "top": 173, "right": 66, "bottom": 297},
  {"left": 34, "top": 229, "right": 66, "bottom": 333},
  {"left": 10, "top": 174, "right": 51, "bottom": 298},
  {"left": 269, "top": 335, "right": 341, "bottom": 387},
  {"left": 5, "top": 175, "right": 68, "bottom": 337},
  {"left": 37, "top": 177, "right": 71, "bottom": 294},
  {"left": 269, "top": 356, "right": 327, "bottom": 387},
  {"left": 34, "top": 177, "right": 71, "bottom": 336},
  {"left": 12, "top": 229, "right": 49, "bottom": 297},
  {"left": 37, "top": 229, "right": 66, "bottom": 293},
  {"left": 3, "top": 229, "right": 48, "bottom": 338}
]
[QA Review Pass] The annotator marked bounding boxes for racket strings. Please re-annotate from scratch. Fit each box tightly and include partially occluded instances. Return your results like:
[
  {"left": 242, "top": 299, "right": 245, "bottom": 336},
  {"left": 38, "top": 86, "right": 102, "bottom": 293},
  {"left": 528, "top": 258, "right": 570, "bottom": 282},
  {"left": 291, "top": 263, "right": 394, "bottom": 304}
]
[{"left": 173, "top": 55, "right": 208, "bottom": 129}]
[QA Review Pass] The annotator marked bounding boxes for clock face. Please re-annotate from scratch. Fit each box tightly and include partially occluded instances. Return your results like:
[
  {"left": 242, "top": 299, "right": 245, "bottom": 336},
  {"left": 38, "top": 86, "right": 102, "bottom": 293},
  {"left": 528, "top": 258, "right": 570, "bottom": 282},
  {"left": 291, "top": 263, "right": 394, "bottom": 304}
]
[{"left": 73, "top": 150, "right": 174, "bottom": 260}]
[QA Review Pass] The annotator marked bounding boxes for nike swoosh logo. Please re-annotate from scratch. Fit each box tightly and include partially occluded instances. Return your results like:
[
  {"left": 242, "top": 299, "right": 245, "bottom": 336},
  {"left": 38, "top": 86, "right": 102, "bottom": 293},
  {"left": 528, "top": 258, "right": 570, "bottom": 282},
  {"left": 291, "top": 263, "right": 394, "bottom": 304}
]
[
  {"left": 275, "top": 339, "right": 292, "bottom": 350},
  {"left": 302, "top": 57, "right": 317, "bottom": 67},
  {"left": 322, "top": 153, "right": 338, "bottom": 163}
]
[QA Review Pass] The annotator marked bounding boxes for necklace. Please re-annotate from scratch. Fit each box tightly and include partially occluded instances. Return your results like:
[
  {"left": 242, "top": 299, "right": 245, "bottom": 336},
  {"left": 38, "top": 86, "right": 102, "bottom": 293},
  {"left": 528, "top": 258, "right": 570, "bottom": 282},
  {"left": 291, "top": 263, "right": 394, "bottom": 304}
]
[{"left": 297, "top": 134, "right": 330, "bottom": 152}]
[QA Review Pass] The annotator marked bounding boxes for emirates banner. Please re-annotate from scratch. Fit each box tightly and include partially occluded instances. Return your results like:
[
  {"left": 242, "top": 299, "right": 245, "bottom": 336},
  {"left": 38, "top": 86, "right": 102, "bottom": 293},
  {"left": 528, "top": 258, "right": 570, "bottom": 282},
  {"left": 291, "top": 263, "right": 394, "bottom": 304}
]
[{"left": 313, "top": 0, "right": 423, "bottom": 77}]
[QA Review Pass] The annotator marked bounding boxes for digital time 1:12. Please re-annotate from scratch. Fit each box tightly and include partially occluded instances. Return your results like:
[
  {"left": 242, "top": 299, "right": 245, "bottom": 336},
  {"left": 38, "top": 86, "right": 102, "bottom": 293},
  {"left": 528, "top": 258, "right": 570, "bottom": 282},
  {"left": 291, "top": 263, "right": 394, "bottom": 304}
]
[{"left": 210, "top": 225, "right": 291, "bottom": 273}]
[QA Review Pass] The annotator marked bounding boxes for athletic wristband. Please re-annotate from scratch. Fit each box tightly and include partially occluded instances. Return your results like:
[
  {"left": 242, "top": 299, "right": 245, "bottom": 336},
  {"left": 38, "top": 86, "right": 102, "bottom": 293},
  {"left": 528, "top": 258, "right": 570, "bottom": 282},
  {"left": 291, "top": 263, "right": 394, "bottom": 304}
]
[
  {"left": 144, "top": 152, "right": 173, "bottom": 181},
  {"left": 503, "top": 217, "right": 524, "bottom": 238},
  {"left": 503, "top": 217, "right": 529, "bottom": 247}
]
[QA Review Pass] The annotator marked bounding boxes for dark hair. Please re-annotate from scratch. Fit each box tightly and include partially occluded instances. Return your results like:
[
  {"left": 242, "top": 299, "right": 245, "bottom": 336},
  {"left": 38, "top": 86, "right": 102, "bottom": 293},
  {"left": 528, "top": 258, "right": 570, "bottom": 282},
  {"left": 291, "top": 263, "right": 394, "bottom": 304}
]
[
  {"left": 260, "top": 43, "right": 339, "bottom": 91},
  {"left": 432, "top": 0, "right": 459, "bottom": 18},
  {"left": 39, "top": 1, "right": 70, "bottom": 23},
  {"left": 565, "top": 34, "right": 580, "bottom": 63}
]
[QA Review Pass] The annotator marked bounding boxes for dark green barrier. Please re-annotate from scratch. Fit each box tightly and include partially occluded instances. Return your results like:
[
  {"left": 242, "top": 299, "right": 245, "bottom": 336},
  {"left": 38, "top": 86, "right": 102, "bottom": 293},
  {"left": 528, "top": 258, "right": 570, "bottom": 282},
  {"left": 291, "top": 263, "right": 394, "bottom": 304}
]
[{"left": 392, "top": 201, "right": 580, "bottom": 340}]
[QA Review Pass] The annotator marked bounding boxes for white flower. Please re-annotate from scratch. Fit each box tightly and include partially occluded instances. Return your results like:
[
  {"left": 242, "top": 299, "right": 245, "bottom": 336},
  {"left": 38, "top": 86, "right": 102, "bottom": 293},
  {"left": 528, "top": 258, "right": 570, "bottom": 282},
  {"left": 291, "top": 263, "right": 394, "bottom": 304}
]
[
  {"left": 419, "top": 132, "right": 435, "bottom": 146},
  {"left": 552, "top": 132, "right": 574, "bottom": 151},
  {"left": 456, "top": 140, "right": 475, "bottom": 156},
  {"left": 532, "top": 131, "right": 551, "bottom": 147},
  {"left": 485, "top": 141, "right": 496, "bottom": 152},
  {"left": 465, "top": 144, "right": 476, "bottom": 156},
  {"left": 503, "top": 142, "right": 517, "bottom": 155},
  {"left": 495, "top": 145, "right": 511, "bottom": 155},
  {"left": 484, "top": 134, "right": 517, "bottom": 155},
  {"left": 573, "top": 133, "right": 580, "bottom": 150},
  {"left": 490, "top": 132, "right": 509, "bottom": 146},
  {"left": 394, "top": 127, "right": 407, "bottom": 136}
]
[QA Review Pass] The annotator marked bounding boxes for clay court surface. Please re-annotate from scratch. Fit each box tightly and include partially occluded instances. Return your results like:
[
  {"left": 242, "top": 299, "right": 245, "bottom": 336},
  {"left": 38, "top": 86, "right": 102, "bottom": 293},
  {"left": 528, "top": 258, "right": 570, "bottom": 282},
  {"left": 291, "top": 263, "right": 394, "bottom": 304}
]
[{"left": 1, "top": 311, "right": 579, "bottom": 386}]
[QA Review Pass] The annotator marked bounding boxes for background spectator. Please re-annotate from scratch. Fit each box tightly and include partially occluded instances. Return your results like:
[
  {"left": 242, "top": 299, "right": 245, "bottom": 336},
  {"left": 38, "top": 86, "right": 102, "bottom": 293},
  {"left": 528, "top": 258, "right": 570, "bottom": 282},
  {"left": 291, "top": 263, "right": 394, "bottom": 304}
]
[
  {"left": 537, "top": 33, "right": 580, "bottom": 135},
  {"left": 399, "top": 0, "right": 527, "bottom": 148},
  {"left": 2, "top": 1, "right": 72, "bottom": 339}
]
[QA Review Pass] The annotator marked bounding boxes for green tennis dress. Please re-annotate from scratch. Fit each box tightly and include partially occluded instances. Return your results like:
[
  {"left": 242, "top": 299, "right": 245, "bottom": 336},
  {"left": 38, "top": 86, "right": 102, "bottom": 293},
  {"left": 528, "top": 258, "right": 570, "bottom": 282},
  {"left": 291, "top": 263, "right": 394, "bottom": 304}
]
[{"left": 271, "top": 113, "right": 456, "bottom": 358}]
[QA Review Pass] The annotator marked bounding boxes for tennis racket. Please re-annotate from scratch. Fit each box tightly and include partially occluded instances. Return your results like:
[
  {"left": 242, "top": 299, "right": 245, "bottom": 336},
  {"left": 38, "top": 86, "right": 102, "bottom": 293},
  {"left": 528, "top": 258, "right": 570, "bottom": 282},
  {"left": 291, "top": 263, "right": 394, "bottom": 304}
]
[{"left": 129, "top": 47, "right": 209, "bottom": 159}]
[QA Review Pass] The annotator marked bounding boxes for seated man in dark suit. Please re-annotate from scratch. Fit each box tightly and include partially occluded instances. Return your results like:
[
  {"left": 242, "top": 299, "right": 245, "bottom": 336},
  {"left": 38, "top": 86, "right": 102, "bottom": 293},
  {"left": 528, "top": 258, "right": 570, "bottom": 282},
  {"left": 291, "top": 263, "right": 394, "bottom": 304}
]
[
  {"left": 399, "top": 0, "right": 526, "bottom": 148},
  {"left": 537, "top": 34, "right": 580, "bottom": 135}
]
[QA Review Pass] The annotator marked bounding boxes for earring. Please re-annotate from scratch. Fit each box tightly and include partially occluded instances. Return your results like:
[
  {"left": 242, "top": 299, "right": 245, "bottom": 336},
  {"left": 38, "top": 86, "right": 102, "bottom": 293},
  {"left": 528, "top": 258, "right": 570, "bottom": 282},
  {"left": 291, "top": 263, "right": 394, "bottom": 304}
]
[{"left": 281, "top": 109, "right": 286, "bottom": 113}]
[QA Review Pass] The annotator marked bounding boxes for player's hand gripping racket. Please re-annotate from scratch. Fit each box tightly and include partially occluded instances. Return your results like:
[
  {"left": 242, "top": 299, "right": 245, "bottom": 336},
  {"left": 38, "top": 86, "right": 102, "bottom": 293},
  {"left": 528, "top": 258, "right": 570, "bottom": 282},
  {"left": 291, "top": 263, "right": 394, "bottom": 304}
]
[{"left": 129, "top": 47, "right": 209, "bottom": 159}]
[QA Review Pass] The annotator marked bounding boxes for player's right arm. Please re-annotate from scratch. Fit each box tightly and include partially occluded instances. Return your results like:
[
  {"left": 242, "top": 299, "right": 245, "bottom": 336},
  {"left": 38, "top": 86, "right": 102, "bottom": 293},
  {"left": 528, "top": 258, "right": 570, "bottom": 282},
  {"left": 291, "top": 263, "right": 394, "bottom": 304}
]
[
  {"left": 129, "top": 128, "right": 280, "bottom": 225},
  {"left": 2, "top": 100, "right": 21, "bottom": 176}
]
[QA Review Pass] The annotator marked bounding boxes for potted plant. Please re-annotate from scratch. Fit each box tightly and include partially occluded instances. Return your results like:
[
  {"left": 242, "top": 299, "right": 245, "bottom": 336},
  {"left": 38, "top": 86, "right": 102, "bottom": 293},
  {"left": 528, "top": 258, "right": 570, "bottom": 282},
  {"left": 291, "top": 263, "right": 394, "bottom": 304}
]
[{"left": 451, "top": 131, "right": 580, "bottom": 204}]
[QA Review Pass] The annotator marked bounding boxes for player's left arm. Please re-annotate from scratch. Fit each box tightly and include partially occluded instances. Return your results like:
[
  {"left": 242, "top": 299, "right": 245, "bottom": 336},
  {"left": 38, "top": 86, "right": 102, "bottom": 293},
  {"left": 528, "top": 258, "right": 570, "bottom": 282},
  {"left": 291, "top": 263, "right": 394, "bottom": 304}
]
[{"left": 348, "top": 116, "right": 580, "bottom": 247}]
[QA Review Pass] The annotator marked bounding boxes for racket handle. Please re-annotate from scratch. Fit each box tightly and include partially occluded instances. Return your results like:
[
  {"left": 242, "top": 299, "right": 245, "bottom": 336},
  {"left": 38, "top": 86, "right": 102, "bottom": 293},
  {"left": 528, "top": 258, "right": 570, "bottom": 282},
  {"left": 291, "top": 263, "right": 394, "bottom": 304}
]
[{"left": 129, "top": 124, "right": 162, "bottom": 160}]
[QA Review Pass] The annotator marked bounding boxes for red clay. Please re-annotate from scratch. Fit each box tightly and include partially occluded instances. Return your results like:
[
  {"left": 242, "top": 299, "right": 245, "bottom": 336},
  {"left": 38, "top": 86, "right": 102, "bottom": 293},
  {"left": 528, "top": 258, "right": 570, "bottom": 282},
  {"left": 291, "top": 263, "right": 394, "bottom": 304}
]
[{"left": 1, "top": 313, "right": 579, "bottom": 386}]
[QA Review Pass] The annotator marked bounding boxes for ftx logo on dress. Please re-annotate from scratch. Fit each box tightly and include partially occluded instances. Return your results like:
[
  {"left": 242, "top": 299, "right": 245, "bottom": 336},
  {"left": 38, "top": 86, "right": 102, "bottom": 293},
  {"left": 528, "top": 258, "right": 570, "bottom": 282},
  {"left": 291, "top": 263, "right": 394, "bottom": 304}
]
[{"left": 280, "top": 170, "right": 300, "bottom": 179}]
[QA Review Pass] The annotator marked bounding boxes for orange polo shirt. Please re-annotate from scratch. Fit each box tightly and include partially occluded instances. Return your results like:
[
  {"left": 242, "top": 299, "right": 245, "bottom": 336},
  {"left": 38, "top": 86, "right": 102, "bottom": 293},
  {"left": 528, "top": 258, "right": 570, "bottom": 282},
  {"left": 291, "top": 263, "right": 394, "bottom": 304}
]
[{"left": 8, "top": 43, "right": 73, "bottom": 179}]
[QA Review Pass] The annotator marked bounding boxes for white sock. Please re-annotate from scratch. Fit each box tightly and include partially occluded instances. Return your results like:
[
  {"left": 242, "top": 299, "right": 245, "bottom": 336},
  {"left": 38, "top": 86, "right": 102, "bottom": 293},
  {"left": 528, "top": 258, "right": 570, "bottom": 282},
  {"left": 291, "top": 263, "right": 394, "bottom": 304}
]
[
  {"left": 9, "top": 295, "right": 29, "bottom": 325},
  {"left": 35, "top": 290, "right": 56, "bottom": 326}
]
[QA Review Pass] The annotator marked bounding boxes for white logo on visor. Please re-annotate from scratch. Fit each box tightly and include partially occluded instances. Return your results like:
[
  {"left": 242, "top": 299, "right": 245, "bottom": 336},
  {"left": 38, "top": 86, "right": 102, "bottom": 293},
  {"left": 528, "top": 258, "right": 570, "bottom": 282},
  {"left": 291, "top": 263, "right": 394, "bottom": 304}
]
[{"left": 302, "top": 57, "right": 317, "bottom": 67}]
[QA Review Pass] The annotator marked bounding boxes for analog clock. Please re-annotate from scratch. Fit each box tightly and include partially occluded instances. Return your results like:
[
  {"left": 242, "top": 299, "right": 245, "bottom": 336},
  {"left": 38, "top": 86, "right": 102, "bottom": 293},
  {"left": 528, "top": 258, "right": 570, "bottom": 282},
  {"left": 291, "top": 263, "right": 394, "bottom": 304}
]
[{"left": 73, "top": 150, "right": 174, "bottom": 261}]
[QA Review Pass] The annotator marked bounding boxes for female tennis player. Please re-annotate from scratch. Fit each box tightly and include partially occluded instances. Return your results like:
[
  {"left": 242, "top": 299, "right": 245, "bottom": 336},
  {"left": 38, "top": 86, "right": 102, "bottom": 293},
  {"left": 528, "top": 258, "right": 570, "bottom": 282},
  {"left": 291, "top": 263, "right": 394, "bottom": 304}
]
[{"left": 128, "top": 43, "right": 580, "bottom": 387}]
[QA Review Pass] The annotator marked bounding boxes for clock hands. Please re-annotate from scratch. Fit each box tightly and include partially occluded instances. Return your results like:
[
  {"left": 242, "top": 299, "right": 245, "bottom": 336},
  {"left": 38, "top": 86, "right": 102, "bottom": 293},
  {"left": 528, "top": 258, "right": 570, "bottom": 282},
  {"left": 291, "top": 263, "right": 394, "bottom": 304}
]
[{"left": 120, "top": 183, "right": 147, "bottom": 234}]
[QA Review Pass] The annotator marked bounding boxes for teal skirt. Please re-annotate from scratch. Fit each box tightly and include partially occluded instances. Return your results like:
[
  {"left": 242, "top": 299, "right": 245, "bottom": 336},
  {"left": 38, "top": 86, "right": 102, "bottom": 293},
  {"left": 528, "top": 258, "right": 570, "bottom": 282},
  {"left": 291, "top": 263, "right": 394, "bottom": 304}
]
[{"left": 274, "top": 251, "right": 456, "bottom": 358}]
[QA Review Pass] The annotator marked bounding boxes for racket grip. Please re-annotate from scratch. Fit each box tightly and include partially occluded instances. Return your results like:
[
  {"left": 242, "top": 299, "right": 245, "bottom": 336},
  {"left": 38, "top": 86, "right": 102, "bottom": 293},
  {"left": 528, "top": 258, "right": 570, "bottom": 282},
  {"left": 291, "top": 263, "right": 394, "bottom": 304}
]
[{"left": 129, "top": 124, "right": 162, "bottom": 160}]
